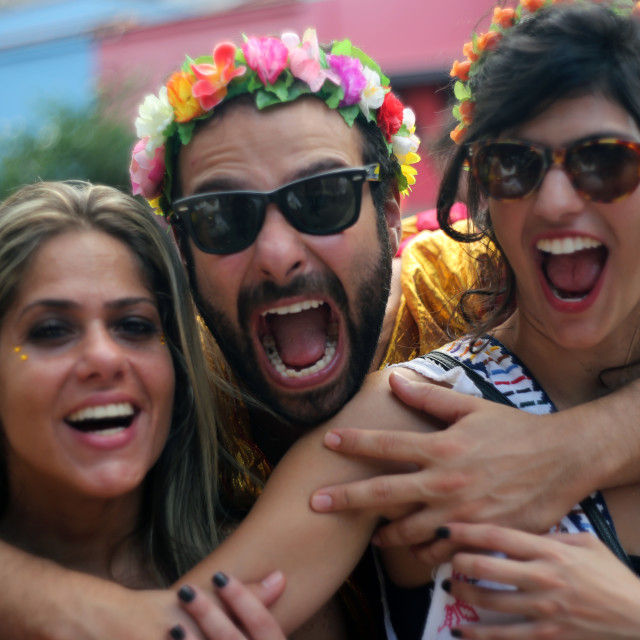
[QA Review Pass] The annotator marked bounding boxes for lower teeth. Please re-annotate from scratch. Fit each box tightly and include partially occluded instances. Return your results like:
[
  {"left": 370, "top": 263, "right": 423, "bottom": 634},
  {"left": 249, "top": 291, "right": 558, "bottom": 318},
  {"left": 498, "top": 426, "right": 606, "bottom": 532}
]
[{"left": 263, "top": 325, "right": 338, "bottom": 378}]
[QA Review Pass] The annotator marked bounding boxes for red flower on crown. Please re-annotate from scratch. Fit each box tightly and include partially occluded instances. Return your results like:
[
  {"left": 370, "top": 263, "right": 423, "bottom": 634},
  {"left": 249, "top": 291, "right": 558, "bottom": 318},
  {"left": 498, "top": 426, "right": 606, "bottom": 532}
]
[{"left": 377, "top": 92, "right": 404, "bottom": 142}]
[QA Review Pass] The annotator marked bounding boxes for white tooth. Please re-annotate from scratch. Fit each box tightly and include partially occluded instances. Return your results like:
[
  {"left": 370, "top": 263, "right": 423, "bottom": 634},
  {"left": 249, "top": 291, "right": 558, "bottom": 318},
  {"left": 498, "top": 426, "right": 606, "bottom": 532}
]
[
  {"left": 537, "top": 238, "right": 552, "bottom": 253},
  {"left": 536, "top": 236, "right": 603, "bottom": 255},
  {"left": 93, "top": 427, "right": 127, "bottom": 436},
  {"left": 261, "top": 300, "right": 325, "bottom": 317},
  {"left": 562, "top": 237, "right": 574, "bottom": 254},
  {"left": 67, "top": 402, "right": 134, "bottom": 423}
]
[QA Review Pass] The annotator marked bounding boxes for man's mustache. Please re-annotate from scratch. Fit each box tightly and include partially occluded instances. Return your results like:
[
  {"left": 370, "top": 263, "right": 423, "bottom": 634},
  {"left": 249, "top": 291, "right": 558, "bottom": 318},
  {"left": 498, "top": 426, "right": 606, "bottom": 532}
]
[{"left": 237, "top": 273, "right": 349, "bottom": 324}]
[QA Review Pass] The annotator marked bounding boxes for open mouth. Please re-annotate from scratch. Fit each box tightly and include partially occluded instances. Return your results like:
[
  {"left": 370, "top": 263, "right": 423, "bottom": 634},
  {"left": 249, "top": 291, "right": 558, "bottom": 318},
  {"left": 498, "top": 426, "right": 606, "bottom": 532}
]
[
  {"left": 537, "top": 236, "right": 607, "bottom": 302},
  {"left": 65, "top": 402, "right": 136, "bottom": 435},
  {"left": 259, "top": 299, "right": 339, "bottom": 379}
]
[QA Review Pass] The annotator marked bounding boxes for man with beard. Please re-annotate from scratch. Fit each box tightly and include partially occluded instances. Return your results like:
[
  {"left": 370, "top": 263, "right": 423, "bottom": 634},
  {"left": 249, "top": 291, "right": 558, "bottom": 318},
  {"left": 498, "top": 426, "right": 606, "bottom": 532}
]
[{"left": 4, "top": 28, "right": 640, "bottom": 640}]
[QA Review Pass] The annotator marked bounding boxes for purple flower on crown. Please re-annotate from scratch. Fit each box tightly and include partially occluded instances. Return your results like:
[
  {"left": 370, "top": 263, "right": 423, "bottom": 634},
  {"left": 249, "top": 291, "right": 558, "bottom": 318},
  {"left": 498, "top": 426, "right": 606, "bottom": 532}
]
[{"left": 327, "top": 54, "right": 367, "bottom": 107}]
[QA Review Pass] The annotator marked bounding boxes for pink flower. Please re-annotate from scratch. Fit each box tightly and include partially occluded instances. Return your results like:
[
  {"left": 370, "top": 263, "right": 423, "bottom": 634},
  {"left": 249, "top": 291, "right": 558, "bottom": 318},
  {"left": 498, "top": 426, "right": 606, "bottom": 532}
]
[
  {"left": 282, "top": 29, "right": 339, "bottom": 92},
  {"left": 191, "top": 42, "right": 246, "bottom": 111},
  {"left": 130, "top": 138, "right": 165, "bottom": 198},
  {"left": 242, "top": 36, "right": 288, "bottom": 85},
  {"left": 326, "top": 54, "right": 366, "bottom": 106}
]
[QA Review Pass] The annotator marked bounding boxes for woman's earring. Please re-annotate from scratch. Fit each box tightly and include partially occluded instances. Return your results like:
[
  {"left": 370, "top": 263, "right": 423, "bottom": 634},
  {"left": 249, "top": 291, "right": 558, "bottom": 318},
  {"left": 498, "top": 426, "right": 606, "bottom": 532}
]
[
  {"left": 13, "top": 346, "right": 28, "bottom": 361},
  {"left": 160, "top": 334, "right": 166, "bottom": 346}
]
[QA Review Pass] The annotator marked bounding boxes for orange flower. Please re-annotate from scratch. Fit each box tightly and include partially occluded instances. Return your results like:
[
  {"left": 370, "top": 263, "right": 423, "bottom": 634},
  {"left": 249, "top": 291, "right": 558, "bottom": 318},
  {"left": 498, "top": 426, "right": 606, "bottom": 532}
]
[
  {"left": 634, "top": 1, "right": 640, "bottom": 15},
  {"left": 191, "top": 42, "right": 246, "bottom": 111},
  {"left": 450, "top": 123, "right": 467, "bottom": 144},
  {"left": 521, "top": 0, "right": 547, "bottom": 11},
  {"left": 492, "top": 7, "right": 516, "bottom": 27},
  {"left": 450, "top": 59, "right": 472, "bottom": 81},
  {"left": 166, "top": 71, "right": 205, "bottom": 123},
  {"left": 463, "top": 41, "right": 479, "bottom": 62},
  {"left": 459, "top": 99, "right": 475, "bottom": 126},
  {"left": 477, "top": 30, "right": 503, "bottom": 52}
]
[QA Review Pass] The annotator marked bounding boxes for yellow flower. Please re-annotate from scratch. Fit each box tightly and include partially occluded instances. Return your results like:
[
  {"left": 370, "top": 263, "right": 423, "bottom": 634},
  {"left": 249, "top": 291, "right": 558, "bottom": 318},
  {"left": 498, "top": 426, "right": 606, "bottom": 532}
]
[{"left": 166, "top": 71, "right": 205, "bottom": 123}]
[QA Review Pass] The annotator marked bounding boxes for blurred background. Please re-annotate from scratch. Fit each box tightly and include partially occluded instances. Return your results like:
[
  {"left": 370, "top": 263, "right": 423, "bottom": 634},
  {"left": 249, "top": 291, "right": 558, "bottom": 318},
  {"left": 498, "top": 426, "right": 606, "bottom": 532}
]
[{"left": 0, "top": 0, "right": 495, "bottom": 213}]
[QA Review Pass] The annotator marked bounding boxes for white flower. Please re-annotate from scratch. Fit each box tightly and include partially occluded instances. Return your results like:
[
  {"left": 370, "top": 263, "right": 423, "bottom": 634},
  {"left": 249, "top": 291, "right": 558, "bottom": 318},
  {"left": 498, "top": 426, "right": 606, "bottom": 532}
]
[
  {"left": 281, "top": 31, "right": 301, "bottom": 51},
  {"left": 402, "top": 107, "right": 416, "bottom": 131},
  {"left": 358, "top": 67, "right": 385, "bottom": 118},
  {"left": 135, "top": 86, "right": 174, "bottom": 155},
  {"left": 392, "top": 132, "right": 420, "bottom": 158}
]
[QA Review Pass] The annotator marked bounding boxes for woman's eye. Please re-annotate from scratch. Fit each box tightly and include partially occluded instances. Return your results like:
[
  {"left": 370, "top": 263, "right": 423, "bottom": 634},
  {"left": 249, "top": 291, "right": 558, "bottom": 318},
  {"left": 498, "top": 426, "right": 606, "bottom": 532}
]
[
  {"left": 116, "top": 317, "right": 161, "bottom": 340},
  {"left": 28, "top": 320, "right": 72, "bottom": 343}
]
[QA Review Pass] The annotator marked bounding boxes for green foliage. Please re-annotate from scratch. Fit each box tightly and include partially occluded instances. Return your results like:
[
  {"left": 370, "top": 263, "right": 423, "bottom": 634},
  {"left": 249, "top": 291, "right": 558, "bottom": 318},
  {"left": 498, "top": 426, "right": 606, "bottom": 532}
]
[{"left": 0, "top": 99, "right": 136, "bottom": 201}]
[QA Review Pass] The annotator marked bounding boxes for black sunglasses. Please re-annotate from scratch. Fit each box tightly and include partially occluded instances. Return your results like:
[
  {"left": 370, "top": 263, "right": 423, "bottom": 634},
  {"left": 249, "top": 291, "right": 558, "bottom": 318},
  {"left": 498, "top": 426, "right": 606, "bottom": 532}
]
[
  {"left": 468, "top": 137, "right": 640, "bottom": 203},
  {"left": 172, "top": 164, "right": 380, "bottom": 255}
]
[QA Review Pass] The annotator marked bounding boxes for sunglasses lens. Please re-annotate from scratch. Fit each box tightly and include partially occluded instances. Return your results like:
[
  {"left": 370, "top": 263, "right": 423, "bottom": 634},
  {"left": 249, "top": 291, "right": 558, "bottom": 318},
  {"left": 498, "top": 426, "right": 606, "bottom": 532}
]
[
  {"left": 474, "top": 143, "right": 544, "bottom": 200},
  {"left": 187, "top": 194, "right": 263, "bottom": 254},
  {"left": 285, "top": 173, "right": 359, "bottom": 234},
  {"left": 569, "top": 141, "right": 640, "bottom": 202}
]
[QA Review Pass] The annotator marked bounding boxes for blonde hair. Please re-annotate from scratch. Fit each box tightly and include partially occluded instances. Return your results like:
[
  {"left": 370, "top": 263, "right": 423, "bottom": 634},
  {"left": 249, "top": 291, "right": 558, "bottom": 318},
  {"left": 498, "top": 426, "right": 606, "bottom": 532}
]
[{"left": 0, "top": 181, "right": 227, "bottom": 583}]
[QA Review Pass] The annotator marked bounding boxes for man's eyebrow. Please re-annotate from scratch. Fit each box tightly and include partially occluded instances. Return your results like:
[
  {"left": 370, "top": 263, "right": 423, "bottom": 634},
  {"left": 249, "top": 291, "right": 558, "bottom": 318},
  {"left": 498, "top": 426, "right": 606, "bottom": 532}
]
[
  {"left": 191, "top": 176, "right": 246, "bottom": 194},
  {"left": 191, "top": 160, "right": 351, "bottom": 195},
  {"left": 286, "top": 160, "right": 349, "bottom": 184}
]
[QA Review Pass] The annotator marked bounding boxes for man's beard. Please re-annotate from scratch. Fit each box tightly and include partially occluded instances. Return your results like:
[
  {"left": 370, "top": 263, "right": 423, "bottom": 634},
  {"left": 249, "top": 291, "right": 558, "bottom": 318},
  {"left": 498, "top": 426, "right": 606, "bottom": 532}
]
[{"left": 195, "top": 233, "right": 392, "bottom": 428}]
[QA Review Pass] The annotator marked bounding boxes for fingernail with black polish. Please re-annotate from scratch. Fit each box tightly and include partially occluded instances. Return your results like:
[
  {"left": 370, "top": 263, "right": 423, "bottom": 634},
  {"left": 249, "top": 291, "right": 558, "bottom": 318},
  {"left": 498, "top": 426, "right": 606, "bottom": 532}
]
[
  {"left": 451, "top": 629, "right": 463, "bottom": 638},
  {"left": 442, "top": 579, "right": 452, "bottom": 593},
  {"left": 435, "top": 526, "right": 450, "bottom": 539},
  {"left": 213, "top": 571, "right": 229, "bottom": 588},
  {"left": 177, "top": 585, "right": 195, "bottom": 603},
  {"left": 169, "top": 625, "right": 186, "bottom": 640}
]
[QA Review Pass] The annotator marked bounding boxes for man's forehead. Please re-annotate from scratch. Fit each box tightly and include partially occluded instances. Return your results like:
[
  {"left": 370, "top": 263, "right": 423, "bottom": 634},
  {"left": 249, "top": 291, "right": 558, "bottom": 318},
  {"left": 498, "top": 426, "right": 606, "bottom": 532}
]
[{"left": 178, "top": 98, "right": 365, "bottom": 195}]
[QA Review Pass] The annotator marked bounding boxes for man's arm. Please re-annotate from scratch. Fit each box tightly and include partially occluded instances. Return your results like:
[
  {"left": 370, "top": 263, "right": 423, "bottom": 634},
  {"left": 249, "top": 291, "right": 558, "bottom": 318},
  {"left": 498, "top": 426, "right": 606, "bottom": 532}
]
[{"left": 310, "top": 372, "right": 640, "bottom": 563}]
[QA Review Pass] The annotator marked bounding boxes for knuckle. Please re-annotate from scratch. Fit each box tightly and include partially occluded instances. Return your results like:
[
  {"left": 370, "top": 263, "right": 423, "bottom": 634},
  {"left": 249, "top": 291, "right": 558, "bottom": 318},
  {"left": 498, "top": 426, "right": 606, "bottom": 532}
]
[
  {"left": 535, "top": 621, "right": 562, "bottom": 640},
  {"left": 531, "top": 597, "right": 562, "bottom": 618},
  {"left": 370, "top": 478, "right": 394, "bottom": 502},
  {"left": 376, "top": 431, "right": 400, "bottom": 457}
]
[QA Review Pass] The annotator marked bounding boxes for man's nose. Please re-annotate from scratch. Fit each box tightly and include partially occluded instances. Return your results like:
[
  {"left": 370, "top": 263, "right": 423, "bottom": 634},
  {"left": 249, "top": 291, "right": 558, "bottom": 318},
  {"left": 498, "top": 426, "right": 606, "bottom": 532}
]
[{"left": 251, "top": 204, "right": 309, "bottom": 283}]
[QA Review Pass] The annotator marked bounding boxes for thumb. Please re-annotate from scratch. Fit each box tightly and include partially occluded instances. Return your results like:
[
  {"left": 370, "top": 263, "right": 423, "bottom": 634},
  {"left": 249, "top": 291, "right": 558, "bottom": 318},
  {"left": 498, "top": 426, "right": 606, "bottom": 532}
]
[{"left": 389, "top": 370, "right": 480, "bottom": 423}]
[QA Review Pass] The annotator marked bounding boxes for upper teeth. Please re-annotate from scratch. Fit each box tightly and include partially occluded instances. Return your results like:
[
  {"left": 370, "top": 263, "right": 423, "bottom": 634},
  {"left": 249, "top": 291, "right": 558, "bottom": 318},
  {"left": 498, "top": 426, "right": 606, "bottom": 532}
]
[
  {"left": 536, "top": 237, "right": 602, "bottom": 255},
  {"left": 261, "top": 300, "right": 323, "bottom": 316},
  {"left": 67, "top": 403, "right": 134, "bottom": 423}
]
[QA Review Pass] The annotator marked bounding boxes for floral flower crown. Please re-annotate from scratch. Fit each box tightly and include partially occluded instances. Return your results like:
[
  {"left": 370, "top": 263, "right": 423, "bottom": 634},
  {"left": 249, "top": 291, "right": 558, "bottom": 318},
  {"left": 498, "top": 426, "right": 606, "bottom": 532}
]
[
  {"left": 449, "top": 0, "right": 640, "bottom": 144},
  {"left": 130, "top": 29, "right": 421, "bottom": 217}
]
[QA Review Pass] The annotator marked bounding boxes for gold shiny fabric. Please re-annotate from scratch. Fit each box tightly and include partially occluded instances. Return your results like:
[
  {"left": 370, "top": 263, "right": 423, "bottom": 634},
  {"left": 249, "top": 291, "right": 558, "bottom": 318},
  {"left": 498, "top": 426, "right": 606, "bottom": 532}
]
[{"left": 382, "top": 217, "right": 484, "bottom": 367}]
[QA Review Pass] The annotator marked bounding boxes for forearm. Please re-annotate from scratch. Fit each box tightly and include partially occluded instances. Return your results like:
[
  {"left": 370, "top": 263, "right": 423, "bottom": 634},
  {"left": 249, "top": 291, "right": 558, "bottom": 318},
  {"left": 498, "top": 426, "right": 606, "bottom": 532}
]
[
  {"left": 0, "top": 540, "right": 116, "bottom": 640},
  {"left": 179, "top": 370, "right": 423, "bottom": 634},
  {"left": 0, "top": 541, "right": 194, "bottom": 640},
  {"left": 550, "top": 377, "right": 640, "bottom": 496}
]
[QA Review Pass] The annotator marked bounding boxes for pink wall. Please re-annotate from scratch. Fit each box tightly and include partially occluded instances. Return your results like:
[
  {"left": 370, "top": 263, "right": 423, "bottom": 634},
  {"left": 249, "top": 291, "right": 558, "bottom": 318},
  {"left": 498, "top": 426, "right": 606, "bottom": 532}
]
[{"left": 99, "top": 0, "right": 495, "bottom": 211}]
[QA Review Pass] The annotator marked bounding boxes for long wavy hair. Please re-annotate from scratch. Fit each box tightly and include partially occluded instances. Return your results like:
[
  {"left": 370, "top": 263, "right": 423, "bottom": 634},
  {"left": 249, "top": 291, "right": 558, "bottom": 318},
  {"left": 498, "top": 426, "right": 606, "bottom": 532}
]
[
  {"left": 437, "top": 2, "right": 640, "bottom": 337},
  {"left": 0, "top": 181, "right": 233, "bottom": 584}
]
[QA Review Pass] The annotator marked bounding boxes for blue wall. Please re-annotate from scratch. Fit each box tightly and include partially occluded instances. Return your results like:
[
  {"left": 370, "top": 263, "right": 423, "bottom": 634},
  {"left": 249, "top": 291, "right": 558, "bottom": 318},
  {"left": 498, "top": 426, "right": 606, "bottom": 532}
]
[{"left": 0, "top": 0, "right": 184, "bottom": 134}]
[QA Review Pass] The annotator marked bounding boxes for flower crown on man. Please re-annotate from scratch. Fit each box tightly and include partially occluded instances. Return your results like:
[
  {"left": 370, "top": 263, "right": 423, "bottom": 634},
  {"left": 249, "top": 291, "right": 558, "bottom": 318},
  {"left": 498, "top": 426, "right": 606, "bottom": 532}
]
[
  {"left": 130, "top": 28, "right": 422, "bottom": 218},
  {"left": 448, "top": 0, "right": 640, "bottom": 144}
]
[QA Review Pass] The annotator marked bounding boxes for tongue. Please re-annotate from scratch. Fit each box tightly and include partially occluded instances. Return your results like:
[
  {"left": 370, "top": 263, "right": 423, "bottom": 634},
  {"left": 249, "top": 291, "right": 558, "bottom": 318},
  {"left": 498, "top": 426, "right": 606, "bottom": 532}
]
[
  {"left": 544, "top": 248, "right": 605, "bottom": 295},
  {"left": 268, "top": 307, "right": 330, "bottom": 368}
]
